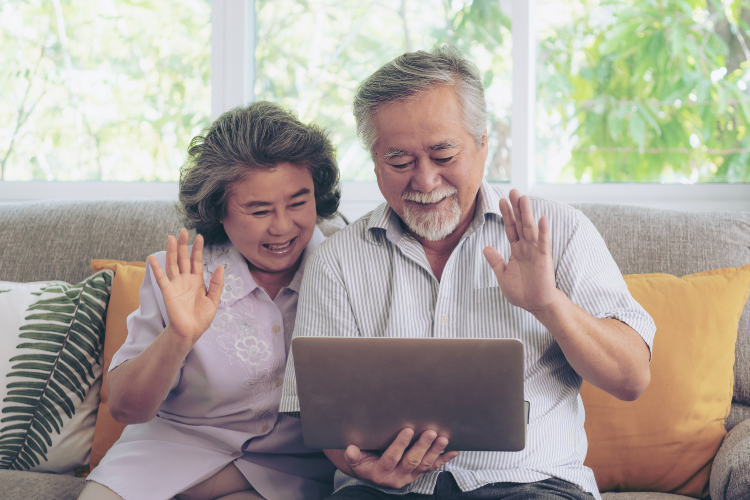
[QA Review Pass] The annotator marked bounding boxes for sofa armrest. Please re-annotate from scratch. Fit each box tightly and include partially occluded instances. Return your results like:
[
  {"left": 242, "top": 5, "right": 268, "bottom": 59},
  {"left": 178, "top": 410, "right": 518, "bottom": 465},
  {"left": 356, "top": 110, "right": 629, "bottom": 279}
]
[{"left": 710, "top": 417, "right": 750, "bottom": 500}]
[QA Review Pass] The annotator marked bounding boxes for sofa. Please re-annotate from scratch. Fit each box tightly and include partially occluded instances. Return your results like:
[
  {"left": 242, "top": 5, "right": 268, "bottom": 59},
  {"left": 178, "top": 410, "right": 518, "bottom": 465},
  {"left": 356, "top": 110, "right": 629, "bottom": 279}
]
[{"left": 0, "top": 198, "right": 748, "bottom": 500}]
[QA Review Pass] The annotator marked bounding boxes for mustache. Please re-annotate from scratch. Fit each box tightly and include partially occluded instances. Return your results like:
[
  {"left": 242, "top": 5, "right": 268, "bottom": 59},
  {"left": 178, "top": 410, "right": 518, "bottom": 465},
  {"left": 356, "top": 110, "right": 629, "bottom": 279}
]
[{"left": 402, "top": 186, "right": 458, "bottom": 204}]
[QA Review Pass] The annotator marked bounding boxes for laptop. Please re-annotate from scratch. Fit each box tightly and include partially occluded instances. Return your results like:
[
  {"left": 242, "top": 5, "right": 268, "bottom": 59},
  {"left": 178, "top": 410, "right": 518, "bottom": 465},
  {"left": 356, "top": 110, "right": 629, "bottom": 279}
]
[{"left": 291, "top": 337, "right": 527, "bottom": 452}]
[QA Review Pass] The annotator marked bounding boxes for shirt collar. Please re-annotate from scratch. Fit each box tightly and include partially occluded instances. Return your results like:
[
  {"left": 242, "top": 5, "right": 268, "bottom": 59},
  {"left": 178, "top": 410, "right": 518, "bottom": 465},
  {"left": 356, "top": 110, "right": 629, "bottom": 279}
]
[
  {"left": 204, "top": 226, "right": 326, "bottom": 307},
  {"left": 365, "top": 179, "right": 506, "bottom": 245}
]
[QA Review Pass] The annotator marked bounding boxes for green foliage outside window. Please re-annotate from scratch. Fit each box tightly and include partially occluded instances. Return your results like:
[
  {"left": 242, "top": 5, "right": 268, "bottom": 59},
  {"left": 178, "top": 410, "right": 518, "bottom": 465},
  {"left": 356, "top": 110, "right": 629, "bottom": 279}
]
[
  {"left": 0, "top": 0, "right": 210, "bottom": 181},
  {"left": 538, "top": 0, "right": 750, "bottom": 183}
]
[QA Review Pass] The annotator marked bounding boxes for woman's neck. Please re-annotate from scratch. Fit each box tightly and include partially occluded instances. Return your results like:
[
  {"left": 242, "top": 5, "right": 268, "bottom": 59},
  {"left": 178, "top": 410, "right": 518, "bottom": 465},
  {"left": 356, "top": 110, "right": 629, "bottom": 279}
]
[{"left": 247, "top": 256, "right": 302, "bottom": 300}]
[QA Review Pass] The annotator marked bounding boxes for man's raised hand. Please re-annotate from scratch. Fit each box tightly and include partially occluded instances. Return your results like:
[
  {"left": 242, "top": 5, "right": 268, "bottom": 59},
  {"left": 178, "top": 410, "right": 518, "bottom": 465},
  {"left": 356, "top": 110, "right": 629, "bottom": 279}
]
[
  {"left": 335, "top": 429, "right": 458, "bottom": 490},
  {"left": 147, "top": 229, "right": 224, "bottom": 348},
  {"left": 482, "top": 189, "right": 559, "bottom": 315}
]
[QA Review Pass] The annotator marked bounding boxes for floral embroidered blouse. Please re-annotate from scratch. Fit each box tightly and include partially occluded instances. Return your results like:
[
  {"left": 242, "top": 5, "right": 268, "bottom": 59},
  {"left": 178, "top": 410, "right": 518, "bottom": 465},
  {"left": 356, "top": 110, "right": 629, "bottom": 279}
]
[{"left": 110, "top": 226, "right": 326, "bottom": 437}]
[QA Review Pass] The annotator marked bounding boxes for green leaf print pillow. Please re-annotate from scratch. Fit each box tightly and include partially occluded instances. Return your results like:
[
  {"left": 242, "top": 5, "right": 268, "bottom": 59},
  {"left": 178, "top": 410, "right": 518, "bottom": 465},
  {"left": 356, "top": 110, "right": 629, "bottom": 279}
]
[{"left": 0, "top": 270, "right": 113, "bottom": 474}]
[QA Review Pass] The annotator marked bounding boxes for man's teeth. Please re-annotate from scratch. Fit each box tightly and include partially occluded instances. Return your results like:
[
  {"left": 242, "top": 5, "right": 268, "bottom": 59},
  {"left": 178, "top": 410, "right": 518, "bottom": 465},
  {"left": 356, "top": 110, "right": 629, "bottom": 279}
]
[{"left": 267, "top": 239, "right": 293, "bottom": 250}]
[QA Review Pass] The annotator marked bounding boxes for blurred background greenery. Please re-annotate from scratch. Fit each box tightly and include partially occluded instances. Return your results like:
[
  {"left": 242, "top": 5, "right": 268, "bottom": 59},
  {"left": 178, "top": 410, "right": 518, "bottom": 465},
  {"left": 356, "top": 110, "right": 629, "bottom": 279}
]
[{"left": 1, "top": 0, "right": 748, "bottom": 183}]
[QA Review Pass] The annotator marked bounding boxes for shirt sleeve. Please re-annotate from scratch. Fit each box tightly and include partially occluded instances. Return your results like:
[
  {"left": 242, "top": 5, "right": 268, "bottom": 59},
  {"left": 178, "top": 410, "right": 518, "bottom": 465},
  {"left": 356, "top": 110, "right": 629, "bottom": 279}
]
[
  {"left": 109, "top": 253, "right": 184, "bottom": 389},
  {"left": 555, "top": 210, "right": 656, "bottom": 359},
  {"left": 280, "top": 249, "right": 361, "bottom": 413}
]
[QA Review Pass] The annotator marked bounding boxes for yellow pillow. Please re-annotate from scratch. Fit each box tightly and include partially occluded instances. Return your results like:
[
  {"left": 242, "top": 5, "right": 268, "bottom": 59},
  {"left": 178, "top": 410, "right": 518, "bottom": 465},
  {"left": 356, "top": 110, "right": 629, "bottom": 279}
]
[
  {"left": 88, "top": 260, "right": 147, "bottom": 471},
  {"left": 581, "top": 264, "right": 750, "bottom": 498}
]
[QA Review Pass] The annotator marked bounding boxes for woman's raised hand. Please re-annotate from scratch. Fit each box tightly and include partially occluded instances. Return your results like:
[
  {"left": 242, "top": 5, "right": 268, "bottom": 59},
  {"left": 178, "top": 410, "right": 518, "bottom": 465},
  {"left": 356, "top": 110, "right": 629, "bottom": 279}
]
[{"left": 147, "top": 229, "right": 225, "bottom": 348}]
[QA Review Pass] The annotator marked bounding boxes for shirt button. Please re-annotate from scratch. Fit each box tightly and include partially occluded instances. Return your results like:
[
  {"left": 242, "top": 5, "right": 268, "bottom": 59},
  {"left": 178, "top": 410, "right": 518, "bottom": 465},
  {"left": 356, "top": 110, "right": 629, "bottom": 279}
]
[
  {"left": 231, "top": 451, "right": 242, "bottom": 458},
  {"left": 274, "top": 378, "right": 283, "bottom": 386},
  {"left": 262, "top": 425, "right": 270, "bottom": 433},
  {"left": 441, "top": 315, "right": 449, "bottom": 323},
  {"left": 272, "top": 325, "right": 281, "bottom": 332}
]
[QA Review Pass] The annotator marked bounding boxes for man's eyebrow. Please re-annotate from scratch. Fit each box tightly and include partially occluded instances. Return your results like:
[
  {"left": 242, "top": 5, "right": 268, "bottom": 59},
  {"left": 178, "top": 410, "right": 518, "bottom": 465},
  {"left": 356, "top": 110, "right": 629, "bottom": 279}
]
[
  {"left": 384, "top": 148, "right": 409, "bottom": 160},
  {"left": 244, "top": 188, "right": 311, "bottom": 208},
  {"left": 430, "top": 141, "right": 460, "bottom": 151}
]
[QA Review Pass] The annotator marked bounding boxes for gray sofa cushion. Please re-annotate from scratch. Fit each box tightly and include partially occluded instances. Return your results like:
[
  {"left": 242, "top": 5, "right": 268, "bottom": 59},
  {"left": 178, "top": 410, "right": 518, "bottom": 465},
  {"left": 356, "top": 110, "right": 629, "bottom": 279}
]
[
  {"left": 0, "top": 471, "right": 85, "bottom": 500},
  {"left": 0, "top": 199, "right": 346, "bottom": 286},
  {"left": 710, "top": 417, "right": 750, "bottom": 500},
  {"left": 602, "top": 493, "right": 691, "bottom": 500},
  {"left": 0, "top": 200, "right": 188, "bottom": 284},
  {"left": 573, "top": 205, "right": 750, "bottom": 417}
]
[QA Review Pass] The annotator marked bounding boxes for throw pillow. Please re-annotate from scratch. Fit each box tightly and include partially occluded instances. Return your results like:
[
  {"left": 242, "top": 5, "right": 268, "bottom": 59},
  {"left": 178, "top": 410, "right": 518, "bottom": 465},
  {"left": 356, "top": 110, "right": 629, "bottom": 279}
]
[
  {"left": 581, "top": 264, "right": 750, "bottom": 498},
  {"left": 88, "top": 260, "right": 146, "bottom": 471},
  {"left": 0, "top": 271, "right": 113, "bottom": 474}
]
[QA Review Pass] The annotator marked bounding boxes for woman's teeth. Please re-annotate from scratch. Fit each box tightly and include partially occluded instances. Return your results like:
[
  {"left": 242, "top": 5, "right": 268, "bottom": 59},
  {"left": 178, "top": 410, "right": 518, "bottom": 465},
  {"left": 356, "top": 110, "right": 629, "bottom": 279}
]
[{"left": 266, "top": 239, "right": 294, "bottom": 250}]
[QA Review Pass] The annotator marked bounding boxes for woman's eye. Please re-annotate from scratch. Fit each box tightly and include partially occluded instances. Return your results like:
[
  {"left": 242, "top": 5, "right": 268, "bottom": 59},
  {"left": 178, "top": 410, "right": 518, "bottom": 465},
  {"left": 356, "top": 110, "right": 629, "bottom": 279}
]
[
  {"left": 291, "top": 201, "right": 307, "bottom": 208},
  {"left": 252, "top": 210, "right": 270, "bottom": 216}
]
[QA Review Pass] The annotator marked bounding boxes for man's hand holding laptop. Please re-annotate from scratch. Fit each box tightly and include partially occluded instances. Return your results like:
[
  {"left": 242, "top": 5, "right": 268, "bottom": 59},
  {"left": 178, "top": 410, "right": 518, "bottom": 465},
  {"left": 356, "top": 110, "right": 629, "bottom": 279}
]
[{"left": 325, "top": 429, "right": 459, "bottom": 489}]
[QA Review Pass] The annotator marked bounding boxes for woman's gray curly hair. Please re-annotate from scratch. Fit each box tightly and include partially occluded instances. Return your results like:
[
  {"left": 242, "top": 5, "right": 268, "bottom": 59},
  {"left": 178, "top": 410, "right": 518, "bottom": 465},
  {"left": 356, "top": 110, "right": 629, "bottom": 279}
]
[{"left": 178, "top": 101, "right": 341, "bottom": 245}]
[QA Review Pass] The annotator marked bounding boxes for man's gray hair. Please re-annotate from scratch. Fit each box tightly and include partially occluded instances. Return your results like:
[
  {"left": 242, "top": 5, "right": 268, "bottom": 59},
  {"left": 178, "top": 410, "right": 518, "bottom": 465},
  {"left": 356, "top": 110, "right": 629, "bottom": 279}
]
[{"left": 353, "top": 45, "right": 487, "bottom": 155}]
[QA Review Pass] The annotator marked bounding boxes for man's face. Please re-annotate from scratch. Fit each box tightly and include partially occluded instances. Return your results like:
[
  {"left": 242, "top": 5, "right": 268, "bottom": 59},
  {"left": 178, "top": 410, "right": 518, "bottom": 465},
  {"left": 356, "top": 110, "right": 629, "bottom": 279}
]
[{"left": 371, "top": 85, "right": 488, "bottom": 242}]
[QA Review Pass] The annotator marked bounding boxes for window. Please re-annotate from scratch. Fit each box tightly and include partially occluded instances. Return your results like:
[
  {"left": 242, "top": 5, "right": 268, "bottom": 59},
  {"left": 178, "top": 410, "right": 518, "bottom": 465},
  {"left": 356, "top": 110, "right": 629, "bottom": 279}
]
[
  {"left": 255, "top": 0, "right": 512, "bottom": 182},
  {"left": 0, "top": 0, "right": 210, "bottom": 182},
  {"left": 2, "top": 0, "right": 749, "bottom": 212},
  {"left": 537, "top": 0, "right": 750, "bottom": 184}
]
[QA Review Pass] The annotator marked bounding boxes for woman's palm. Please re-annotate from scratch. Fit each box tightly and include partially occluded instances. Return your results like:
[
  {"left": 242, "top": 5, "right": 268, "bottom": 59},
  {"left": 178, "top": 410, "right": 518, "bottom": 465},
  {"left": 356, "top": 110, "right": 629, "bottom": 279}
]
[{"left": 148, "top": 230, "right": 224, "bottom": 345}]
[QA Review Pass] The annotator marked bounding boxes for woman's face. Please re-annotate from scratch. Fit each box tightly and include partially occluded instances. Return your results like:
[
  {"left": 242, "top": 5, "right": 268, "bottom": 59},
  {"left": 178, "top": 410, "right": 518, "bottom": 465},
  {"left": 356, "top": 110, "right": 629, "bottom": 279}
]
[{"left": 222, "top": 162, "right": 317, "bottom": 275}]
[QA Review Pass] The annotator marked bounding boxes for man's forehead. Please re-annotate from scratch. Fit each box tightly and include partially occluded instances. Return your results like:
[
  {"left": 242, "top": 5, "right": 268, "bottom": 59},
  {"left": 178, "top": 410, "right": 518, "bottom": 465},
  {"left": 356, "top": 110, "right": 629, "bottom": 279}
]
[{"left": 383, "top": 141, "right": 461, "bottom": 160}]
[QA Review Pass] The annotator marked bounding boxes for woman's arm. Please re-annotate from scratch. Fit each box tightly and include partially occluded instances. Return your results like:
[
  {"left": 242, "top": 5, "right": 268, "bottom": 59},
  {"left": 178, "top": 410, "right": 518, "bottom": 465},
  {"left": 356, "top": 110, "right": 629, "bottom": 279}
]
[{"left": 108, "top": 230, "right": 224, "bottom": 424}]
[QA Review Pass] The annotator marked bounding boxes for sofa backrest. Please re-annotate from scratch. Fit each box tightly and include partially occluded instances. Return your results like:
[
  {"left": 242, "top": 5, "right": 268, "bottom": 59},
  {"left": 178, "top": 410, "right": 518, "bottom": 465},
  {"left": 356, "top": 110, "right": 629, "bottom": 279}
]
[
  {"left": 573, "top": 204, "right": 750, "bottom": 430},
  {"left": 1, "top": 199, "right": 749, "bottom": 428},
  {"left": 0, "top": 199, "right": 344, "bottom": 284}
]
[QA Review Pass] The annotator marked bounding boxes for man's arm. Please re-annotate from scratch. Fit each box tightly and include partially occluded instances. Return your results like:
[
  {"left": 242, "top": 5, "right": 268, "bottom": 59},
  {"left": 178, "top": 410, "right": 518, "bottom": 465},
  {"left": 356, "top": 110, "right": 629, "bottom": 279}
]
[{"left": 483, "top": 189, "right": 651, "bottom": 401}]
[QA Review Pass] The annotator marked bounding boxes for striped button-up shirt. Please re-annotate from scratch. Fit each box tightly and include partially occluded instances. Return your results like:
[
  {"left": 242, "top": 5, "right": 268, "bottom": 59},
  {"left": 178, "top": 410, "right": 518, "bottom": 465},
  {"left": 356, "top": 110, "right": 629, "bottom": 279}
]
[{"left": 281, "top": 180, "right": 656, "bottom": 497}]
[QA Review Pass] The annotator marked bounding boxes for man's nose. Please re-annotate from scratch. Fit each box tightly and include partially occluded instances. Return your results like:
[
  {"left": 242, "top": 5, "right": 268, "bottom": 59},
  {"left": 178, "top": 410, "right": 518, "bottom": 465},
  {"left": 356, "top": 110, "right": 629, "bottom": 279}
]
[{"left": 410, "top": 160, "right": 442, "bottom": 193}]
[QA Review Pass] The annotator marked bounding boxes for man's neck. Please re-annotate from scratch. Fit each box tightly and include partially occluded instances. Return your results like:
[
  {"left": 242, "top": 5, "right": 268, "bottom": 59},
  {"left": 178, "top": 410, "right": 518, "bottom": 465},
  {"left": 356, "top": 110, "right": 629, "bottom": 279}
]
[{"left": 407, "top": 198, "right": 478, "bottom": 282}]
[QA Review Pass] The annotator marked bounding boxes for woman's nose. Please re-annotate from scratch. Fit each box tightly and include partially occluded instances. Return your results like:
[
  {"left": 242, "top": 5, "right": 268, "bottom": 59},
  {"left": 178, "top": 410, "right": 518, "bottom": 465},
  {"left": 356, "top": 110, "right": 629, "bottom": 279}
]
[{"left": 269, "top": 209, "right": 294, "bottom": 235}]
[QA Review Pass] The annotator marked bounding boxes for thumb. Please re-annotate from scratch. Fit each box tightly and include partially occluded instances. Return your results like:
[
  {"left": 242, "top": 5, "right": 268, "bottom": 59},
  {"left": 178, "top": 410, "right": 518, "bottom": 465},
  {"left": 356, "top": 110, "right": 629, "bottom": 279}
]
[
  {"left": 344, "top": 445, "right": 363, "bottom": 466},
  {"left": 483, "top": 246, "right": 506, "bottom": 275},
  {"left": 206, "top": 265, "right": 225, "bottom": 307}
]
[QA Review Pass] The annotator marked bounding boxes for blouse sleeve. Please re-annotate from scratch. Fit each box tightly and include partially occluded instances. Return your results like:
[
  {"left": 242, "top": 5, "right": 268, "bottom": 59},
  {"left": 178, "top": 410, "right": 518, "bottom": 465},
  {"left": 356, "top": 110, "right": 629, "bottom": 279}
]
[{"left": 109, "top": 252, "right": 184, "bottom": 390}]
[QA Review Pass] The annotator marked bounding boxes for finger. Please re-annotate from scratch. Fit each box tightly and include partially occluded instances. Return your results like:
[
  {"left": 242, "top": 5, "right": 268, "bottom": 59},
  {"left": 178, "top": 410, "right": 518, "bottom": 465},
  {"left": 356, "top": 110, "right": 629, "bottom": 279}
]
[
  {"left": 499, "top": 198, "right": 519, "bottom": 243},
  {"left": 518, "top": 196, "right": 538, "bottom": 243},
  {"left": 191, "top": 234, "right": 204, "bottom": 275},
  {"left": 147, "top": 255, "right": 171, "bottom": 293},
  {"left": 344, "top": 445, "right": 363, "bottom": 466},
  {"left": 415, "top": 435, "right": 449, "bottom": 472},
  {"left": 396, "top": 430, "right": 437, "bottom": 474},
  {"left": 378, "top": 428, "right": 414, "bottom": 472},
  {"left": 430, "top": 450, "right": 460, "bottom": 471},
  {"left": 177, "top": 229, "right": 190, "bottom": 274},
  {"left": 165, "top": 235, "right": 178, "bottom": 280},
  {"left": 538, "top": 215, "right": 551, "bottom": 255},
  {"left": 509, "top": 189, "right": 525, "bottom": 240},
  {"left": 483, "top": 247, "right": 506, "bottom": 275},
  {"left": 206, "top": 264, "right": 224, "bottom": 307}
]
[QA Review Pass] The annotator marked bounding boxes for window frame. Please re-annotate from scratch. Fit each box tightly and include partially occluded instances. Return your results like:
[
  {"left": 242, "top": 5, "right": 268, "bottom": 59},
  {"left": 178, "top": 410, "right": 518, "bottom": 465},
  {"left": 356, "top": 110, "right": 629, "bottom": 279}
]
[{"left": 1, "top": 0, "right": 748, "bottom": 214}]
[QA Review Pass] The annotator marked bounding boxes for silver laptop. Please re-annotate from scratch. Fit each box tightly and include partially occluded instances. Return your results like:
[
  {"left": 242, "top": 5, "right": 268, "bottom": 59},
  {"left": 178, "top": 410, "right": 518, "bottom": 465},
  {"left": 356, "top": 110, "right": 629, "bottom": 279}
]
[{"left": 292, "top": 337, "right": 527, "bottom": 452}]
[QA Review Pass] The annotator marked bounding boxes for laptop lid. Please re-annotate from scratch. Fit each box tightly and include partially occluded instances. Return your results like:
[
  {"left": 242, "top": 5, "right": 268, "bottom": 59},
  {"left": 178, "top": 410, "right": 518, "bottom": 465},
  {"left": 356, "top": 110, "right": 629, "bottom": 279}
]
[{"left": 292, "top": 337, "right": 526, "bottom": 452}]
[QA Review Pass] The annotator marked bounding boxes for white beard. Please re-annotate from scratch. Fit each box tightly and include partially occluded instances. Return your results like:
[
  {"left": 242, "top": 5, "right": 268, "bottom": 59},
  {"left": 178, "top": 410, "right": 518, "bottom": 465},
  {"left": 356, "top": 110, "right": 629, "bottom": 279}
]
[{"left": 401, "top": 186, "right": 462, "bottom": 241}]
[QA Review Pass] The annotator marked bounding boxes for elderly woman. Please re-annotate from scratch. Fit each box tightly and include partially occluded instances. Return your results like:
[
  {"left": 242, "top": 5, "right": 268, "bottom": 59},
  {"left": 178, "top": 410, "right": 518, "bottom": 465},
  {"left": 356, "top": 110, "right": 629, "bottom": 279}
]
[{"left": 79, "top": 102, "right": 340, "bottom": 500}]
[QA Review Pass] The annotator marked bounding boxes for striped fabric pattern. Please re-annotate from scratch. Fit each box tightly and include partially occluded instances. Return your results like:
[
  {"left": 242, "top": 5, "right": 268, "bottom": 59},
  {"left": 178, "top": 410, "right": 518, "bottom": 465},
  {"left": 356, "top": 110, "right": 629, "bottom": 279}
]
[{"left": 281, "top": 180, "right": 656, "bottom": 498}]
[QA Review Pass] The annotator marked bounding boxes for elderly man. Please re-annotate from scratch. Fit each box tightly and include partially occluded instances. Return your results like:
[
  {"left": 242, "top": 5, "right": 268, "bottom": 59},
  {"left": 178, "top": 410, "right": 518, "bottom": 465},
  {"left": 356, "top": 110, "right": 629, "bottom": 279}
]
[{"left": 281, "top": 46, "right": 655, "bottom": 500}]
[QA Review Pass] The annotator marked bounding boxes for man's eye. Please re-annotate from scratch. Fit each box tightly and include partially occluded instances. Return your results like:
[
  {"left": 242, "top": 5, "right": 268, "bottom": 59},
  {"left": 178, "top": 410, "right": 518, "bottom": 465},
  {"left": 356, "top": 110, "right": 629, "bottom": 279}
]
[
  {"left": 434, "top": 156, "right": 454, "bottom": 164},
  {"left": 390, "top": 161, "right": 414, "bottom": 169}
]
